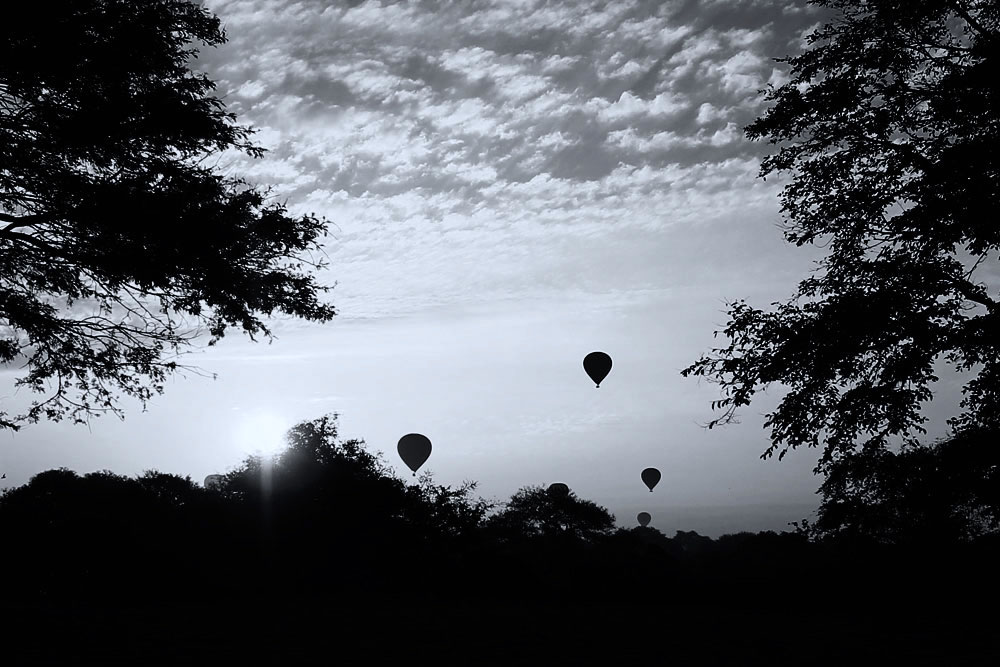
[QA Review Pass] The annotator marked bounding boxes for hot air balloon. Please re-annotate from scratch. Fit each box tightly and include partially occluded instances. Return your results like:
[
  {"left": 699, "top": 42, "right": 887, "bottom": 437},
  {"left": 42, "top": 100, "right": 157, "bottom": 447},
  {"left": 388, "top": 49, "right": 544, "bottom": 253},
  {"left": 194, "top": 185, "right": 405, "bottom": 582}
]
[
  {"left": 547, "top": 482, "right": 570, "bottom": 497},
  {"left": 583, "top": 351, "right": 612, "bottom": 388},
  {"left": 637, "top": 512, "right": 651, "bottom": 527},
  {"left": 398, "top": 433, "right": 432, "bottom": 476},
  {"left": 641, "top": 467, "right": 661, "bottom": 492},
  {"left": 204, "top": 474, "right": 223, "bottom": 490}
]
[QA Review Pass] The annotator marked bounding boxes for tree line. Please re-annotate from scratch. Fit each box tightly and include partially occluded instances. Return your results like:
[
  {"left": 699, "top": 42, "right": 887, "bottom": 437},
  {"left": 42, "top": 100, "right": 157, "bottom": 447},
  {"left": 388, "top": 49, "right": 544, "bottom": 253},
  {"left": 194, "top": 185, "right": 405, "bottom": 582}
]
[{"left": 2, "top": 415, "right": 997, "bottom": 610}]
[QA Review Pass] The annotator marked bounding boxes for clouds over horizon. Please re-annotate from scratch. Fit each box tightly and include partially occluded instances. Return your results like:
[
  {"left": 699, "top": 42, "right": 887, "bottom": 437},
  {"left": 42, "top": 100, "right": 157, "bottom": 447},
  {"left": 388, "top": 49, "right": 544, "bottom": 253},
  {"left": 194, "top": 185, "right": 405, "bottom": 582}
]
[{"left": 197, "top": 0, "right": 820, "bottom": 320}]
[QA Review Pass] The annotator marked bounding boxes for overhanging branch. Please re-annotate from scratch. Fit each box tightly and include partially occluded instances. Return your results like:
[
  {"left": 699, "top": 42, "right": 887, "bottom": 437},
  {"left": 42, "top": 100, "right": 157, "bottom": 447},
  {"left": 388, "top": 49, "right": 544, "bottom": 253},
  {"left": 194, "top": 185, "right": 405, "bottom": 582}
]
[
  {"left": 948, "top": 1, "right": 998, "bottom": 45},
  {"left": 0, "top": 212, "right": 50, "bottom": 230},
  {"left": 949, "top": 275, "right": 999, "bottom": 313}
]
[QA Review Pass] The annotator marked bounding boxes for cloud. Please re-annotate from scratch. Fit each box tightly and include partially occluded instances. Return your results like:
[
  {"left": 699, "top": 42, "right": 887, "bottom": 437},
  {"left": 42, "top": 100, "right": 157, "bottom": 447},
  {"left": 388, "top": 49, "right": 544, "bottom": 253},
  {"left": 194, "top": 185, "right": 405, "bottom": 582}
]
[{"left": 196, "top": 0, "right": 820, "bottom": 320}]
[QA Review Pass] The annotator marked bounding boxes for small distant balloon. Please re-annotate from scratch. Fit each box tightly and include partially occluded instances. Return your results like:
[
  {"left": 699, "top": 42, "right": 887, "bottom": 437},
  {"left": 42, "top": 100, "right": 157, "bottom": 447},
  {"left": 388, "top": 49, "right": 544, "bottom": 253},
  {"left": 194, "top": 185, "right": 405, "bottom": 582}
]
[
  {"left": 204, "top": 474, "right": 223, "bottom": 490},
  {"left": 547, "top": 482, "right": 570, "bottom": 497},
  {"left": 398, "top": 433, "right": 432, "bottom": 476},
  {"left": 583, "top": 351, "right": 612, "bottom": 388},
  {"left": 637, "top": 512, "right": 651, "bottom": 527},
  {"left": 641, "top": 467, "right": 661, "bottom": 492}
]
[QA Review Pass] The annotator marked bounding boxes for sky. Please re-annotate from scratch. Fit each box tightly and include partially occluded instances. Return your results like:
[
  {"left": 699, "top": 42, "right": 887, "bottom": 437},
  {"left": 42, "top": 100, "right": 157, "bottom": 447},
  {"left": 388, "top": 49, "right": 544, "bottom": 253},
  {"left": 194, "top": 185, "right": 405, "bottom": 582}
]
[{"left": 0, "top": 0, "right": 970, "bottom": 536}]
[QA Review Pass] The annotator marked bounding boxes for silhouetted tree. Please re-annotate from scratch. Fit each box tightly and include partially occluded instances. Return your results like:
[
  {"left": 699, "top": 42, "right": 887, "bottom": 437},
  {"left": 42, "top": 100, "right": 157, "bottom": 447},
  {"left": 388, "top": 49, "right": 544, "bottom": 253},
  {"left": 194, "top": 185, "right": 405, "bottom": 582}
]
[
  {"left": 216, "top": 414, "right": 493, "bottom": 597},
  {"left": 670, "top": 529, "right": 716, "bottom": 557},
  {"left": 811, "top": 428, "right": 1000, "bottom": 543},
  {"left": 407, "top": 471, "right": 494, "bottom": 540},
  {"left": 486, "top": 485, "right": 616, "bottom": 541},
  {"left": 221, "top": 415, "right": 418, "bottom": 531},
  {"left": 683, "top": 1, "right": 999, "bottom": 470},
  {"left": 3, "top": 422, "right": 999, "bottom": 663},
  {"left": 135, "top": 470, "right": 202, "bottom": 507},
  {"left": 0, "top": 468, "right": 217, "bottom": 601},
  {"left": 0, "top": 0, "right": 335, "bottom": 430}
]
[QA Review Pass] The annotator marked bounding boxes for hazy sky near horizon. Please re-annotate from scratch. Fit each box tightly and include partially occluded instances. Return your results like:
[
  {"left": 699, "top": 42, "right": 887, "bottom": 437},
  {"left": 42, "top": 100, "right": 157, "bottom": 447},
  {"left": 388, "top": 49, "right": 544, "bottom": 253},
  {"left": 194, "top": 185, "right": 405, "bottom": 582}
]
[{"left": 0, "top": 0, "right": 968, "bottom": 536}]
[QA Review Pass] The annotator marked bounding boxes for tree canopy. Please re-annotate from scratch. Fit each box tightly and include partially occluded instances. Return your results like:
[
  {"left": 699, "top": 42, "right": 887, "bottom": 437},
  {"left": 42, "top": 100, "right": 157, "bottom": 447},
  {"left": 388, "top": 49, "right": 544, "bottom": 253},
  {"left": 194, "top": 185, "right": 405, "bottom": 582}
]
[
  {"left": 0, "top": 0, "right": 335, "bottom": 430},
  {"left": 683, "top": 0, "right": 999, "bottom": 469},
  {"left": 809, "top": 428, "right": 1000, "bottom": 543},
  {"left": 3, "top": 413, "right": 998, "bottom": 663},
  {"left": 485, "top": 484, "right": 616, "bottom": 541}
]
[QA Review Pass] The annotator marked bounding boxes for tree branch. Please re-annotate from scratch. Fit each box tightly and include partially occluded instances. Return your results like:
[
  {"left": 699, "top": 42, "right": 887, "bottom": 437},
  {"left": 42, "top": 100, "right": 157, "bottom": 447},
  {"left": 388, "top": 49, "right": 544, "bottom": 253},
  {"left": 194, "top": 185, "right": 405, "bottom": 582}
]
[
  {"left": 0, "top": 212, "right": 50, "bottom": 232},
  {"left": 948, "top": 1, "right": 998, "bottom": 45},
  {"left": 0, "top": 229, "right": 67, "bottom": 258},
  {"left": 950, "top": 276, "right": 999, "bottom": 313}
]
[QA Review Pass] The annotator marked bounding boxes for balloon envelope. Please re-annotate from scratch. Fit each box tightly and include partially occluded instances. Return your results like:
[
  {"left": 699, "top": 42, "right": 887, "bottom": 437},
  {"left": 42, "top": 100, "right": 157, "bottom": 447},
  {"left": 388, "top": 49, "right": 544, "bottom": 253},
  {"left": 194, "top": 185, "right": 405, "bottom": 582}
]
[
  {"left": 583, "top": 351, "right": 612, "bottom": 388},
  {"left": 204, "top": 474, "right": 223, "bottom": 490},
  {"left": 547, "top": 482, "right": 570, "bottom": 497},
  {"left": 641, "top": 467, "right": 661, "bottom": 492},
  {"left": 637, "top": 512, "right": 651, "bottom": 527},
  {"left": 398, "top": 434, "right": 432, "bottom": 476}
]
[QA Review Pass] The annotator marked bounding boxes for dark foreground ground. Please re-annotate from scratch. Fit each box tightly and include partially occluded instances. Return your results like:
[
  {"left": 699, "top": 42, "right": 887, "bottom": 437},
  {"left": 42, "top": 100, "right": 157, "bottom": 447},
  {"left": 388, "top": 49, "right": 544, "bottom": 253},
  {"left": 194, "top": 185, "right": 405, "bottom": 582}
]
[
  {"left": 6, "top": 588, "right": 998, "bottom": 666},
  {"left": 3, "top": 448, "right": 998, "bottom": 665}
]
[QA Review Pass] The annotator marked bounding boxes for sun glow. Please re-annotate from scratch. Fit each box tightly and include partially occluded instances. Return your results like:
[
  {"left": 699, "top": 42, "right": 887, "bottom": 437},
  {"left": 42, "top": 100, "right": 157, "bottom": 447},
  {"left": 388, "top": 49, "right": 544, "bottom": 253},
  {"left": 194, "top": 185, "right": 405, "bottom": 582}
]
[{"left": 233, "top": 411, "right": 292, "bottom": 456}]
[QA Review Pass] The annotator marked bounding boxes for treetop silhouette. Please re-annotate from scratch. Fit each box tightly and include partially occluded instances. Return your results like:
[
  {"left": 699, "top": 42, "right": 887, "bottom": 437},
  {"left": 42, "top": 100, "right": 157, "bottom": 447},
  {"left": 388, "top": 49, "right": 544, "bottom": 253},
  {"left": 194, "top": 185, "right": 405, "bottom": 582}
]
[
  {"left": 683, "top": 0, "right": 1000, "bottom": 470},
  {"left": 0, "top": 0, "right": 335, "bottom": 430}
]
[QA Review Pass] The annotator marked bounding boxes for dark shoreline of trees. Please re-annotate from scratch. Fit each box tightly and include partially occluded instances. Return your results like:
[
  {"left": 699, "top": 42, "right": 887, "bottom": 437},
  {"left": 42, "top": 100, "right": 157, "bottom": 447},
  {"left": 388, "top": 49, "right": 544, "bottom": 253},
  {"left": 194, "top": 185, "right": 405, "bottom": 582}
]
[
  {"left": 3, "top": 416, "right": 997, "bottom": 613},
  {"left": 2, "top": 416, "right": 998, "bottom": 662}
]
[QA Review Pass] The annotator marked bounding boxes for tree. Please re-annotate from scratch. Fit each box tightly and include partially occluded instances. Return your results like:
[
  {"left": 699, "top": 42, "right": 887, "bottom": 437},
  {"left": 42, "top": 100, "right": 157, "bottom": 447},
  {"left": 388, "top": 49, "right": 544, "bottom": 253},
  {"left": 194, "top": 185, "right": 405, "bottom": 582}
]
[
  {"left": 486, "top": 485, "right": 616, "bottom": 540},
  {"left": 810, "top": 428, "right": 1000, "bottom": 543},
  {"left": 406, "top": 472, "right": 494, "bottom": 540},
  {"left": 0, "top": 0, "right": 335, "bottom": 430},
  {"left": 682, "top": 1, "right": 999, "bottom": 470},
  {"left": 219, "top": 414, "right": 491, "bottom": 548}
]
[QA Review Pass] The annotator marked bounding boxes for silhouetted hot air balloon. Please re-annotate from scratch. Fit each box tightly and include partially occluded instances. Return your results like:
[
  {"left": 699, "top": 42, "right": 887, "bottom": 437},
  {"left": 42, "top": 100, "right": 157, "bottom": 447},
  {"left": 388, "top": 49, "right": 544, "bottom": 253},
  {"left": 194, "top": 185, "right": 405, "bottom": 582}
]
[
  {"left": 641, "top": 467, "right": 661, "bottom": 492},
  {"left": 583, "top": 351, "right": 612, "bottom": 388},
  {"left": 204, "top": 474, "right": 223, "bottom": 490},
  {"left": 398, "top": 433, "right": 432, "bottom": 476},
  {"left": 637, "top": 512, "right": 651, "bottom": 527},
  {"left": 547, "top": 482, "right": 569, "bottom": 497}
]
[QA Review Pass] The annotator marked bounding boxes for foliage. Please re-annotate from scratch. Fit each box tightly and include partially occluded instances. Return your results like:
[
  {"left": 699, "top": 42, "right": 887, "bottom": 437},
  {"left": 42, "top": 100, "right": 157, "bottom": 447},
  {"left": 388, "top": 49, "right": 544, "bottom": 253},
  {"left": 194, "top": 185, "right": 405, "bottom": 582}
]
[
  {"left": 682, "top": 0, "right": 1000, "bottom": 469},
  {"left": 2, "top": 417, "right": 999, "bottom": 661},
  {"left": 212, "top": 414, "right": 496, "bottom": 600},
  {"left": 0, "top": 0, "right": 335, "bottom": 430},
  {"left": 409, "top": 471, "right": 495, "bottom": 540},
  {"left": 2, "top": 414, "right": 998, "bottom": 636},
  {"left": 0, "top": 467, "right": 224, "bottom": 600},
  {"left": 485, "top": 484, "right": 616, "bottom": 541},
  {"left": 811, "top": 428, "right": 1000, "bottom": 543},
  {"left": 135, "top": 469, "right": 203, "bottom": 507}
]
